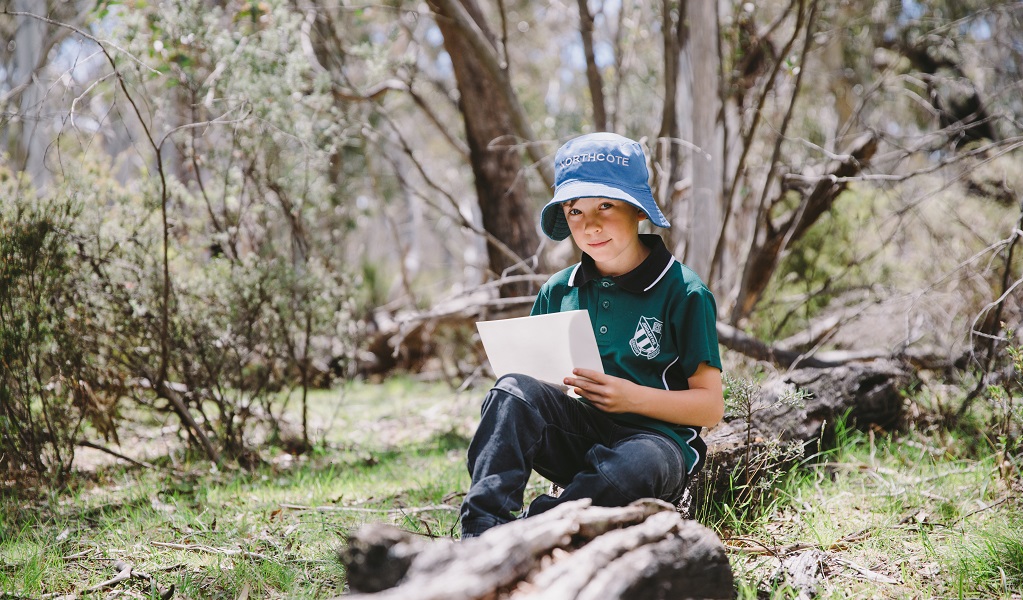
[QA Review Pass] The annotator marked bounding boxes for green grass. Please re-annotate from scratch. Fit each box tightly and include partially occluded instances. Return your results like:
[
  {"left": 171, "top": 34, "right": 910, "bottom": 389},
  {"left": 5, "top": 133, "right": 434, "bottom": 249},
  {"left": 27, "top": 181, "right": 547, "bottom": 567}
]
[
  {"left": 1, "top": 379, "right": 1021, "bottom": 599},
  {"left": 0, "top": 379, "right": 480, "bottom": 599},
  {"left": 712, "top": 422, "right": 1022, "bottom": 599}
]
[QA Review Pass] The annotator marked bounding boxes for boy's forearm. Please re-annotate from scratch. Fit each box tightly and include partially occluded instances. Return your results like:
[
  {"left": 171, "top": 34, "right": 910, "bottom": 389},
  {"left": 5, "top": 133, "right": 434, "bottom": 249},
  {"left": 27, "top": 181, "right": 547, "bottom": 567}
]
[
  {"left": 566, "top": 363, "right": 724, "bottom": 428},
  {"left": 627, "top": 385, "right": 724, "bottom": 428},
  {"left": 624, "top": 362, "right": 724, "bottom": 427}
]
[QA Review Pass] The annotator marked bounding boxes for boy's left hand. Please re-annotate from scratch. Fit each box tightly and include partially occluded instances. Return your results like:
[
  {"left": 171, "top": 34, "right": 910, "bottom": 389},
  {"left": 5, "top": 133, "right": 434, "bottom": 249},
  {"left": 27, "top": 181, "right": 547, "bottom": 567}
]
[{"left": 565, "top": 368, "right": 638, "bottom": 414}]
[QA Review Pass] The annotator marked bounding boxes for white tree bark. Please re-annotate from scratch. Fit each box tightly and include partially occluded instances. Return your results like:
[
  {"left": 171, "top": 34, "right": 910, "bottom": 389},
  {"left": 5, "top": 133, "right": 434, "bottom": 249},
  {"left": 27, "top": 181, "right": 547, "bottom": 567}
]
[
  {"left": 679, "top": 0, "right": 724, "bottom": 291},
  {"left": 12, "top": 0, "right": 48, "bottom": 185}
]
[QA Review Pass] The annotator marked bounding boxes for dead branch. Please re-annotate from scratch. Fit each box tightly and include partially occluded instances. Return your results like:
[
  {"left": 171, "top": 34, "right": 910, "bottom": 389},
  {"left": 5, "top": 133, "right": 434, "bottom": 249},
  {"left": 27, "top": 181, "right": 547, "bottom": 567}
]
[
  {"left": 82, "top": 561, "right": 132, "bottom": 593},
  {"left": 279, "top": 503, "right": 458, "bottom": 516},
  {"left": 831, "top": 556, "right": 901, "bottom": 585},
  {"left": 716, "top": 321, "right": 888, "bottom": 369},
  {"left": 75, "top": 440, "right": 158, "bottom": 470},
  {"left": 151, "top": 542, "right": 273, "bottom": 562},
  {"left": 734, "top": 131, "right": 879, "bottom": 322},
  {"left": 725, "top": 528, "right": 875, "bottom": 556}
]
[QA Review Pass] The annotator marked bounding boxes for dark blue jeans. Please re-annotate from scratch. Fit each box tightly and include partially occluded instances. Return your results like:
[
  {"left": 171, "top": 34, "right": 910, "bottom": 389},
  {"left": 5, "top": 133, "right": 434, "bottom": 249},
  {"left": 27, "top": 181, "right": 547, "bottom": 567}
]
[{"left": 460, "top": 373, "right": 689, "bottom": 538}]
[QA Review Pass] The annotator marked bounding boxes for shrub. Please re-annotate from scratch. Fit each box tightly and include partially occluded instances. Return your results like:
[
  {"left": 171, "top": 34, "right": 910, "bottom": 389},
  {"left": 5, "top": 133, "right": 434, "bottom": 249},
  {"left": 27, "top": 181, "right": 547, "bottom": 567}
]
[{"left": 0, "top": 180, "right": 108, "bottom": 482}]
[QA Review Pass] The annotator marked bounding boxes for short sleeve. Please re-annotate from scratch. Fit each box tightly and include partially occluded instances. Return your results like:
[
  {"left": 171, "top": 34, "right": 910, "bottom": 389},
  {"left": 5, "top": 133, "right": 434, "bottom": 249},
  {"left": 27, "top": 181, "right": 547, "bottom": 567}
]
[
  {"left": 530, "top": 285, "right": 549, "bottom": 316},
  {"left": 678, "top": 284, "right": 722, "bottom": 378}
]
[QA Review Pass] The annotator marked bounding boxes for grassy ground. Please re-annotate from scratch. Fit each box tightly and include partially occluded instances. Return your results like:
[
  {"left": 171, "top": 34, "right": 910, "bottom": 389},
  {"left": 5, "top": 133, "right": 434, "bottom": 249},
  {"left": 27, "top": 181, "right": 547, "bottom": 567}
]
[{"left": 1, "top": 378, "right": 1021, "bottom": 599}]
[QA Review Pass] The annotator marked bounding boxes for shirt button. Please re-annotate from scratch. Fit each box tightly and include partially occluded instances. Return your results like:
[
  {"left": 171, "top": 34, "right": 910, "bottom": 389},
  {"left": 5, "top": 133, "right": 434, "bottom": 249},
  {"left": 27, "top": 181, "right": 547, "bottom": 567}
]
[
  {"left": 599, "top": 325, "right": 608, "bottom": 334},
  {"left": 602, "top": 300, "right": 610, "bottom": 309},
  {"left": 602, "top": 281, "right": 611, "bottom": 288}
]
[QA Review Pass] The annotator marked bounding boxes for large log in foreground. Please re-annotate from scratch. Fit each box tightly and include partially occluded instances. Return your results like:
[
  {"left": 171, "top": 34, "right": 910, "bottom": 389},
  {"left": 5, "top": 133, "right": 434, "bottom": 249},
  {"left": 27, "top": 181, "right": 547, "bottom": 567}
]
[{"left": 338, "top": 498, "right": 734, "bottom": 600}]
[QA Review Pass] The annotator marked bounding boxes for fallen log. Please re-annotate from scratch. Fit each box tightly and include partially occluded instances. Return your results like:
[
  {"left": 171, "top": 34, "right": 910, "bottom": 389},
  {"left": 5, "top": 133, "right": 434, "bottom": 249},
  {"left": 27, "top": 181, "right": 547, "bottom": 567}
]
[
  {"left": 694, "top": 359, "right": 913, "bottom": 508},
  {"left": 337, "top": 498, "right": 734, "bottom": 600}
]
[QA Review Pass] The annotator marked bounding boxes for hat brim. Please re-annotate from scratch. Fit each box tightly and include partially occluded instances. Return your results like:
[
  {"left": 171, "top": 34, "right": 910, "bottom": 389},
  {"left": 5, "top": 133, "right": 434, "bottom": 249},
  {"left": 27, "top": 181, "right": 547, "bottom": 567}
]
[{"left": 540, "top": 180, "right": 671, "bottom": 241}]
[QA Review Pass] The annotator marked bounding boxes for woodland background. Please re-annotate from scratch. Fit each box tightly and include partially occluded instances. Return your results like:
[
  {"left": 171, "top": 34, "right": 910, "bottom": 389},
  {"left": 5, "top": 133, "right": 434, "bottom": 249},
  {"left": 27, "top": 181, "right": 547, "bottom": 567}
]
[{"left": 1, "top": 0, "right": 1022, "bottom": 491}]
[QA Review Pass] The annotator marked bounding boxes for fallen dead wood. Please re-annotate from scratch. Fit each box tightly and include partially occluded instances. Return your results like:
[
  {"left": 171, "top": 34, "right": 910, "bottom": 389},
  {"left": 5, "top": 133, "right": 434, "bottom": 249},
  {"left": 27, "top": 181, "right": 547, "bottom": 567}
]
[
  {"left": 337, "top": 498, "right": 733, "bottom": 600},
  {"left": 695, "top": 360, "right": 912, "bottom": 508},
  {"left": 151, "top": 541, "right": 273, "bottom": 562},
  {"left": 76, "top": 439, "right": 159, "bottom": 470},
  {"left": 82, "top": 561, "right": 132, "bottom": 594},
  {"left": 715, "top": 322, "right": 954, "bottom": 370},
  {"left": 279, "top": 502, "right": 458, "bottom": 516},
  {"left": 38, "top": 560, "right": 174, "bottom": 600}
]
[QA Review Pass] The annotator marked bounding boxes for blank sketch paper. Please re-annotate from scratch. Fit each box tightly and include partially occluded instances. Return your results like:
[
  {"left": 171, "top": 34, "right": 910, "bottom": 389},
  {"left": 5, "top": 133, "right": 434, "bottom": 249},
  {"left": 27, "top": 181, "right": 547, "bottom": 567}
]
[{"left": 476, "top": 310, "right": 604, "bottom": 393}]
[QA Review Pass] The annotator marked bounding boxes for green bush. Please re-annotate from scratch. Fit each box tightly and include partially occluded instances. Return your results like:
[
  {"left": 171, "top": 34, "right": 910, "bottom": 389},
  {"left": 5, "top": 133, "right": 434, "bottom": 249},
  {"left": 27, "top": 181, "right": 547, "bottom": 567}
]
[{"left": 0, "top": 185, "right": 101, "bottom": 482}]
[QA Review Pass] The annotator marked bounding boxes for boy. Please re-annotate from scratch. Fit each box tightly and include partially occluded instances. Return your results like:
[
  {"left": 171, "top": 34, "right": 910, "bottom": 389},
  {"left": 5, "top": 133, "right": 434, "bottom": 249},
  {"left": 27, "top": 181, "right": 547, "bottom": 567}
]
[{"left": 460, "top": 132, "right": 724, "bottom": 538}]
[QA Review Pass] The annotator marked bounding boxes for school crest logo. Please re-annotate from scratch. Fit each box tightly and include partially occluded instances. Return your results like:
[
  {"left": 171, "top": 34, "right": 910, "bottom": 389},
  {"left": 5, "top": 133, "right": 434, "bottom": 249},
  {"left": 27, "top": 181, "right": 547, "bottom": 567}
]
[{"left": 630, "top": 316, "right": 663, "bottom": 359}]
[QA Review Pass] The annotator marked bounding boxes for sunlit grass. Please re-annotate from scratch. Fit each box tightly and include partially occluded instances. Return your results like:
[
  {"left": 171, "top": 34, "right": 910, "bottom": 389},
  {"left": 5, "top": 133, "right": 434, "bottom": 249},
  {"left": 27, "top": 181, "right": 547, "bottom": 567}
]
[
  {"left": 0, "top": 380, "right": 478, "bottom": 599},
  {"left": 715, "top": 418, "right": 1021, "bottom": 599}
]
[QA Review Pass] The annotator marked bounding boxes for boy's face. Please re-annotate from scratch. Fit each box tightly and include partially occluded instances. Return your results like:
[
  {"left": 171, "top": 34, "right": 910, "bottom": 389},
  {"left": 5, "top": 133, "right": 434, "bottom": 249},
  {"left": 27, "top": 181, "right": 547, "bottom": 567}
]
[{"left": 562, "top": 197, "right": 649, "bottom": 276}]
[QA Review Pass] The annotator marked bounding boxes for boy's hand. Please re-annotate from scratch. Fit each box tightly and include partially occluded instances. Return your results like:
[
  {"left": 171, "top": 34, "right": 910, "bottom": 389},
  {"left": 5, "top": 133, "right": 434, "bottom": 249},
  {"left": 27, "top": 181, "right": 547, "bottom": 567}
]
[{"left": 564, "top": 368, "right": 638, "bottom": 414}]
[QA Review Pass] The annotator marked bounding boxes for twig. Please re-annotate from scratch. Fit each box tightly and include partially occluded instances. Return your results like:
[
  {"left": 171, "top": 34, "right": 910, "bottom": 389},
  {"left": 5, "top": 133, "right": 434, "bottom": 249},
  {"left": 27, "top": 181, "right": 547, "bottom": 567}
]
[
  {"left": 278, "top": 503, "right": 458, "bottom": 516},
  {"left": 82, "top": 561, "right": 132, "bottom": 593},
  {"left": 724, "top": 527, "right": 875, "bottom": 556},
  {"left": 76, "top": 440, "right": 158, "bottom": 470},
  {"left": 832, "top": 556, "right": 901, "bottom": 584},
  {"left": 150, "top": 542, "right": 273, "bottom": 562},
  {"left": 950, "top": 493, "right": 1015, "bottom": 526}
]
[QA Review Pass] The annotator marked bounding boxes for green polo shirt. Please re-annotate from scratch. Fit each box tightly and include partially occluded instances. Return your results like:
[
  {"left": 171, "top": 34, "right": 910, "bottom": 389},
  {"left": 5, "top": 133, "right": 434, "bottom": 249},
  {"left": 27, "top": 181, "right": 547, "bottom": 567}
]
[{"left": 530, "top": 234, "right": 722, "bottom": 473}]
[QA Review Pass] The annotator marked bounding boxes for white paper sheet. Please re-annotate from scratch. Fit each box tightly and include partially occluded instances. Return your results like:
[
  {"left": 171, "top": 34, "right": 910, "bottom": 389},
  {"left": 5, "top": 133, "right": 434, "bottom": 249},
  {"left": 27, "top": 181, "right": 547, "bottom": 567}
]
[{"left": 476, "top": 310, "right": 604, "bottom": 395}]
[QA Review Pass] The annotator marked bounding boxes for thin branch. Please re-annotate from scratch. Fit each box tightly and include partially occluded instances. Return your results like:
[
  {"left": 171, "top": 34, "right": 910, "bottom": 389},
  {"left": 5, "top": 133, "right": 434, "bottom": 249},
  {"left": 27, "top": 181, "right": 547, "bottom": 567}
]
[
  {"left": 76, "top": 439, "right": 158, "bottom": 470},
  {"left": 2, "top": 9, "right": 160, "bottom": 75},
  {"left": 82, "top": 561, "right": 132, "bottom": 594},
  {"left": 722, "top": 0, "right": 802, "bottom": 209},
  {"left": 784, "top": 138, "right": 1023, "bottom": 185},
  {"left": 151, "top": 541, "right": 274, "bottom": 562},
  {"left": 752, "top": 0, "right": 818, "bottom": 238},
  {"left": 950, "top": 493, "right": 1015, "bottom": 526},
  {"left": 279, "top": 503, "right": 458, "bottom": 515},
  {"left": 375, "top": 113, "right": 539, "bottom": 275}
]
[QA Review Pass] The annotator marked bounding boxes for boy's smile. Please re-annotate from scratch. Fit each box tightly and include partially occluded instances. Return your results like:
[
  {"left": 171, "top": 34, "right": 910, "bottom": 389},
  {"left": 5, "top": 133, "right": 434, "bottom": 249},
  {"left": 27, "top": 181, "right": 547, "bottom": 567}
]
[{"left": 563, "top": 197, "right": 651, "bottom": 276}]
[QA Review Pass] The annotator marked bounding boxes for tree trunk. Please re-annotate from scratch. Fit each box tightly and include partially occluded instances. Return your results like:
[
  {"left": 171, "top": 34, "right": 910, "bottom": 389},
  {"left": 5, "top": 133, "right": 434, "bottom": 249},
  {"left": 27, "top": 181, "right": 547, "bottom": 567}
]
[
  {"left": 732, "top": 132, "right": 878, "bottom": 323},
  {"left": 430, "top": 0, "right": 544, "bottom": 298},
  {"left": 10, "top": 0, "right": 49, "bottom": 186},
  {"left": 576, "top": 0, "right": 607, "bottom": 131},
  {"left": 679, "top": 0, "right": 724, "bottom": 287},
  {"left": 338, "top": 498, "right": 734, "bottom": 600}
]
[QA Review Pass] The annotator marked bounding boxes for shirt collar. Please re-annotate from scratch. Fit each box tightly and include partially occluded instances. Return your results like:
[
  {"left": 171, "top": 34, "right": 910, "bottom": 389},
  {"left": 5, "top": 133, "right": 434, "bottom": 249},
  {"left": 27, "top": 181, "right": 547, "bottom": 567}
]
[{"left": 570, "top": 234, "right": 676, "bottom": 293}]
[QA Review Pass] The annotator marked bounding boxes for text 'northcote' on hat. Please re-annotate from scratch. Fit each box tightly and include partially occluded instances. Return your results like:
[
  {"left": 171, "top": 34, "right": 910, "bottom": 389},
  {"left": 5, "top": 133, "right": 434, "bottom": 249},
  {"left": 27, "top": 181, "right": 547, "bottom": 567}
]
[{"left": 540, "top": 132, "right": 671, "bottom": 241}]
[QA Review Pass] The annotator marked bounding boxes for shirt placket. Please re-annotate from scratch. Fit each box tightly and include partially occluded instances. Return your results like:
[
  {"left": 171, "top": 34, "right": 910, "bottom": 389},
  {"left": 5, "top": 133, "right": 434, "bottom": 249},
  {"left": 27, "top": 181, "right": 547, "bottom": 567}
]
[{"left": 594, "top": 278, "right": 616, "bottom": 345}]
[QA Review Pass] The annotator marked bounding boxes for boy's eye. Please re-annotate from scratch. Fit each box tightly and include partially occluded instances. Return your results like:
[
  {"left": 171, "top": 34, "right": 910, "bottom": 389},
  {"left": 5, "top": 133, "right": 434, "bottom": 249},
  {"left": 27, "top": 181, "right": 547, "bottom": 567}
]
[
  {"left": 599, "top": 202, "right": 615, "bottom": 210},
  {"left": 566, "top": 207, "right": 582, "bottom": 216}
]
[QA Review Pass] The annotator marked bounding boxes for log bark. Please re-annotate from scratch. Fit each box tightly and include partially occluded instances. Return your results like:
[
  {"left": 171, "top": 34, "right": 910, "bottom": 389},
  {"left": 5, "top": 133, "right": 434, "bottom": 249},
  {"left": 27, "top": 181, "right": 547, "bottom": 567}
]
[{"left": 337, "top": 499, "right": 733, "bottom": 600}]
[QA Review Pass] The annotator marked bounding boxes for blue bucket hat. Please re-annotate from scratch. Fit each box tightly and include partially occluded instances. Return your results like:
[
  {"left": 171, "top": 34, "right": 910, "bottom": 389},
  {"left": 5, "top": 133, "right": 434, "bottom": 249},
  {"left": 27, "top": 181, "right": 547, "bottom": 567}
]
[{"left": 540, "top": 132, "right": 671, "bottom": 241}]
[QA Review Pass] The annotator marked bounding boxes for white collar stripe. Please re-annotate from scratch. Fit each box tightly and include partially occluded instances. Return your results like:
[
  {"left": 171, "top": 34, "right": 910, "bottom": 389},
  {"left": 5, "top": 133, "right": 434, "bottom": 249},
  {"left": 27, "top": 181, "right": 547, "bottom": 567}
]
[
  {"left": 568, "top": 263, "right": 581, "bottom": 287},
  {"left": 644, "top": 257, "right": 676, "bottom": 292}
]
